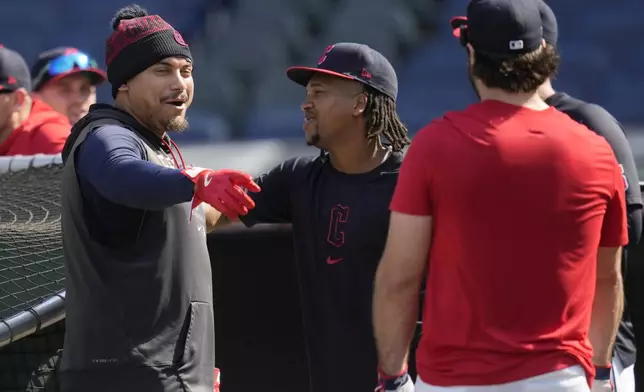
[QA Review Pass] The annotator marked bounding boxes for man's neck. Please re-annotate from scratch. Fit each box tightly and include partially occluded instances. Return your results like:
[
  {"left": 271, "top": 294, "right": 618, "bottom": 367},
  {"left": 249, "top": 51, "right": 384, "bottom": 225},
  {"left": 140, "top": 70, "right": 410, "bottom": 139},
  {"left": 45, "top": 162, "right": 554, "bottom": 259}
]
[
  {"left": 114, "top": 100, "right": 164, "bottom": 138},
  {"left": 0, "top": 103, "right": 31, "bottom": 144},
  {"left": 327, "top": 138, "right": 389, "bottom": 174},
  {"left": 537, "top": 79, "right": 557, "bottom": 102},
  {"left": 478, "top": 86, "right": 549, "bottom": 111}
]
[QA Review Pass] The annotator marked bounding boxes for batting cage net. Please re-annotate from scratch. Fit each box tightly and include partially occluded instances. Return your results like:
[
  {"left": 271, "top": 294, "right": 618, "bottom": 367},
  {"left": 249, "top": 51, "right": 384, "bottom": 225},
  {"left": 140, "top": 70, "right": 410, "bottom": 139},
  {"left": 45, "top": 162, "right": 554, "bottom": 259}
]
[{"left": 0, "top": 155, "right": 66, "bottom": 392}]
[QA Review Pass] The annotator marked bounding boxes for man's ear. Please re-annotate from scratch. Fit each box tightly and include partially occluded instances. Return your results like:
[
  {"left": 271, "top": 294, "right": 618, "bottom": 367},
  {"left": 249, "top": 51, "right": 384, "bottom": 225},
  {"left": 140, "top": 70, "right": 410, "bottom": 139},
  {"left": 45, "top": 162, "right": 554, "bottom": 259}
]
[
  {"left": 353, "top": 93, "right": 367, "bottom": 117},
  {"left": 118, "top": 83, "right": 129, "bottom": 92},
  {"left": 466, "top": 43, "right": 475, "bottom": 67},
  {"left": 12, "top": 88, "right": 29, "bottom": 110}
]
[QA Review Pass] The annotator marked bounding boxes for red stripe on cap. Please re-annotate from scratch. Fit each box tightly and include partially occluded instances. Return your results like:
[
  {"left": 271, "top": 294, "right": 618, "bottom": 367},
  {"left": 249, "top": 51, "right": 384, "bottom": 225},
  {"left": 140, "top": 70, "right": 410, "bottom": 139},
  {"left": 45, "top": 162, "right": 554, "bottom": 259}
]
[
  {"left": 41, "top": 67, "right": 107, "bottom": 90},
  {"left": 450, "top": 16, "right": 468, "bottom": 38},
  {"left": 106, "top": 15, "right": 173, "bottom": 65},
  {"left": 287, "top": 66, "right": 356, "bottom": 82}
]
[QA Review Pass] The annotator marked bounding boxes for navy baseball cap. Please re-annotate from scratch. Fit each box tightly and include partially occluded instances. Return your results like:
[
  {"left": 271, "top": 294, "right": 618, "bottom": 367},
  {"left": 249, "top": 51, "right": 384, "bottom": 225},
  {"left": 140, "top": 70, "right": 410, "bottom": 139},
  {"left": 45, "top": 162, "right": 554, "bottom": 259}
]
[
  {"left": 538, "top": 1, "right": 558, "bottom": 46},
  {"left": 31, "top": 47, "right": 106, "bottom": 92},
  {"left": 0, "top": 45, "right": 31, "bottom": 93},
  {"left": 450, "top": 0, "right": 544, "bottom": 57},
  {"left": 286, "top": 42, "right": 398, "bottom": 100}
]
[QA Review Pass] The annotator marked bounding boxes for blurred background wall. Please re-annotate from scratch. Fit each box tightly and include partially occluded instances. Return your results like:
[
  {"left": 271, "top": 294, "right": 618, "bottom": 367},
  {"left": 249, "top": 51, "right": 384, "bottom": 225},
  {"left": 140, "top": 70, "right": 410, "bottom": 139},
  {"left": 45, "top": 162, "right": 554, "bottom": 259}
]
[{"left": 0, "top": 0, "right": 640, "bottom": 161}]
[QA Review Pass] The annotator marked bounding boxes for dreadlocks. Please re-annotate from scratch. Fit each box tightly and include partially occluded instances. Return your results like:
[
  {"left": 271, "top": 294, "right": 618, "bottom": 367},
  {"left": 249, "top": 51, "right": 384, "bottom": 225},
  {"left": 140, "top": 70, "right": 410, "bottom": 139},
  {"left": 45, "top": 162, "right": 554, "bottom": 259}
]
[{"left": 364, "top": 87, "right": 411, "bottom": 152}]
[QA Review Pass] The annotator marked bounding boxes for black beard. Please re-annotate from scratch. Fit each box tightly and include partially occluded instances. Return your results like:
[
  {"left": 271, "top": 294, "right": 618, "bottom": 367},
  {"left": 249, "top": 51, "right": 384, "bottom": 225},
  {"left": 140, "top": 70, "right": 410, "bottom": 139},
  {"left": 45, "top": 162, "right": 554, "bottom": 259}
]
[
  {"left": 306, "top": 133, "right": 320, "bottom": 146},
  {"left": 164, "top": 117, "right": 189, "bottom": 133}
]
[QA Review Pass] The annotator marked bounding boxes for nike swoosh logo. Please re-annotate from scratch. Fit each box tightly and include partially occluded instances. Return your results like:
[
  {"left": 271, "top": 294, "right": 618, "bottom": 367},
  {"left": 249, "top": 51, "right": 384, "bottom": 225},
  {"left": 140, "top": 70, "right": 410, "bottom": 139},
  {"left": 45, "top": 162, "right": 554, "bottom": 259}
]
[
  {"left": 326, "top": 257, "right": 343, "bottom": 265},
  {"left": 203, "top": 173, "right": 212, "bottom": 186}
]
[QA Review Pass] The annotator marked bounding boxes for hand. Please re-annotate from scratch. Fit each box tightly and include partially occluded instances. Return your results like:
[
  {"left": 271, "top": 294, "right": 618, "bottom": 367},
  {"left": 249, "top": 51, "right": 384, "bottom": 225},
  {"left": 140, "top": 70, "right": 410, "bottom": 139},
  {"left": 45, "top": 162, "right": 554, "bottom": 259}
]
[
  {"left": 182, "top": 167, "right": 261, "bottom": 220},
  {"left": 591, "top": 366, "right": 613, "bottom": 392},
  {"left": 375, "top": 367, "right": 414, "bottom": 392},
  {"left": 591, "top": 379, "right": 613, "bottom": 392},
  {"left": 213, "top": 367, "right": 221, "bottom": 392}
]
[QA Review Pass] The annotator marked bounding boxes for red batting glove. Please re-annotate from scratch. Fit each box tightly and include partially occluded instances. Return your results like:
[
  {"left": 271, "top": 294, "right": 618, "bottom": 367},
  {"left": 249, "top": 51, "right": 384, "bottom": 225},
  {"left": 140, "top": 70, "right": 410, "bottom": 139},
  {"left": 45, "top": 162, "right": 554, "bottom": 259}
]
[{"left": 181, "top": 167, "right": 261, "bottom": 220}]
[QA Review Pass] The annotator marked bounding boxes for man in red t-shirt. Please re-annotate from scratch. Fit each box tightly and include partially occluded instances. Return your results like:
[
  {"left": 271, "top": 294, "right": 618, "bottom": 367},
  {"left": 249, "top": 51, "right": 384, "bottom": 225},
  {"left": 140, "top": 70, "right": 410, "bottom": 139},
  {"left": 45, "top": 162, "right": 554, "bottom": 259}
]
[
  {"left": 0, "top": 46, "right": 70, "bottom": 156},
  {"left": 372, "top": 0, "right": 627, "bottom": 391}
]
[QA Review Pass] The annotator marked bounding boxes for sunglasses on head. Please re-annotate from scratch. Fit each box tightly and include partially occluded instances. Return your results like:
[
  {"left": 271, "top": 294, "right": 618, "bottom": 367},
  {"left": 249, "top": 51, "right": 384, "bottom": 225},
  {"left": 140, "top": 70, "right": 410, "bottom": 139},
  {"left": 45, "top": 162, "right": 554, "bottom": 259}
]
[
  {"left": 450, "top": 17, "right": 470, "bottom": 47},
  {"left": 33, "top": 51, "right": 99, "bottom": 87}
]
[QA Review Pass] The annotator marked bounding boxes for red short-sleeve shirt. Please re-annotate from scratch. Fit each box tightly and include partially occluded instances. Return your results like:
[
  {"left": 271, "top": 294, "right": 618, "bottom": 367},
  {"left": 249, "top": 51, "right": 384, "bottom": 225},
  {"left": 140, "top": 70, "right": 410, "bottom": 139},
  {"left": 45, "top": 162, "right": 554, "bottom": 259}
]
[
  {"left": 0, "top": 98, "right": 70, "bottom": 156},
  {"left": 391, "top": 100, "right": 628, "bottom": 386}
]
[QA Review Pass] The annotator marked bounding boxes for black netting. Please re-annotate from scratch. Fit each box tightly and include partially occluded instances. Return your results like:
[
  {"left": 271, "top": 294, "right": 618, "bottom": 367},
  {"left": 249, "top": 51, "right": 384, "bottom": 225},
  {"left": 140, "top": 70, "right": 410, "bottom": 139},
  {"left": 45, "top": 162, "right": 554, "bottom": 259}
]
[
  {"left": 0, "top": 163, "right": 65, "bottom": 391},
  {"left": 0, "top": 321, "right": 64, "bottom": 391},
  {"left": 0, "top": 164, "right": 64, "bottom": 321}
]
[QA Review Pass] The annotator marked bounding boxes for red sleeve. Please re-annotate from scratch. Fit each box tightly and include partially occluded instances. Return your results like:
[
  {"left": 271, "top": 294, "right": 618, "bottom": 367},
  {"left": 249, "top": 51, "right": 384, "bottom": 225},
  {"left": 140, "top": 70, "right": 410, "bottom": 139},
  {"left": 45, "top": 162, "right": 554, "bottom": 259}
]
[
  {"left": 30, "top": 120, "right": 70, "bottom": 154},
  {"left": 389, "top": 124, "right": 436, "bottom": 216},
  {"left": 600, "top": 161, "right": 629, "bottom": 247}
]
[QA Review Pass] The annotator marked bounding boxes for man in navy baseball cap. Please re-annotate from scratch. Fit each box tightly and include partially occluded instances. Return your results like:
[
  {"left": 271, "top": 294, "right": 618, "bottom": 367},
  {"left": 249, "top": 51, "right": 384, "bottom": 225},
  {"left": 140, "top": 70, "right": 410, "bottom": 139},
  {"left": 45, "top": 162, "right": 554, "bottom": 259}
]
[
  {"left": 211, "top": 42, "right": 414, "bottom": 392},
  {"left": 285, "top": 42, "right": 409, "bottom": 151},
  {"left": 287, "top": 42, "right": 398, "bottom": 100},
  {"left": 450, "top": 0, "right": 544, "bottom": 56},
  {"left": 0, "top": 46, "right": 31, "bottom": 93},
  {"left": 449, "top": 0, "right": 556, "bottom": 99}
]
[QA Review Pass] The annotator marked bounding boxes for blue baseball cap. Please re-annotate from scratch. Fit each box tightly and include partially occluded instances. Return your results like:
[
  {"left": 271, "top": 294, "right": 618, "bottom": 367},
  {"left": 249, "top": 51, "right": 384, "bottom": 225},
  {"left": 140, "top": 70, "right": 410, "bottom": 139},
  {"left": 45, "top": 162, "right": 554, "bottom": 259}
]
[
  {"left": 450, "top": 0, "right": 544, "bottom": 57},
  {"left": 31, "top": 47, "right": 106, "bottom": 92},
  {"left": 0, "top": 45, "right": 31, "bottom": 93},
  {"left": 286, "top": 42, "right": 398, "bottom": 100}
]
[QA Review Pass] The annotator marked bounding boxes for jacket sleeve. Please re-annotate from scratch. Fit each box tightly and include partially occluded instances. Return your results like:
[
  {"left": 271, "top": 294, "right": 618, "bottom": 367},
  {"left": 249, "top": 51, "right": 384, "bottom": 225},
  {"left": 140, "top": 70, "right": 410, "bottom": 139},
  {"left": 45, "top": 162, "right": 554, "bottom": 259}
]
[{"left": 75, "top": 125, "right": 195, "bottom": 210}]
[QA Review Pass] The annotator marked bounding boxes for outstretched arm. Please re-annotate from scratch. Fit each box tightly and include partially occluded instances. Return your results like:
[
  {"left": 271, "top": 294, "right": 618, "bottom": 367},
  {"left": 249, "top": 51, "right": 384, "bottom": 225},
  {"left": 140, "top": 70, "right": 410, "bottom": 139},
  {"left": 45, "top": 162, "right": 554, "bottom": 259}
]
[
  {"left": 591, "top": 163, "right": 628, "bottom": 367},
  {"left": 209, "top": 157, "right": 314, "bottom": 230},
  {"left": 374, "top": 126, "right": 434, "bottom": 376},
  {"left": 75, "top": 125, "right": 195, "bottom": 210},
  {"left": 374, "top": 212, "right": 431, "bottom": 375}
]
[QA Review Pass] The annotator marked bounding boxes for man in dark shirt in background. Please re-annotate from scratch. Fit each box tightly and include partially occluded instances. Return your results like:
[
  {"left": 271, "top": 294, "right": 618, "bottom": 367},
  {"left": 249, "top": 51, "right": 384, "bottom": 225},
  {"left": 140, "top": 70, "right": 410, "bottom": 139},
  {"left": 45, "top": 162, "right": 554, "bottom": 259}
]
[
  {"left": 59, "top": 5, "right": 259, "bottom": 392},
  {"left": 215, "top": 42, "right": 413, "bottom": 392},
  {"left": 537, "top": 3, "right": 642, "bottom": 390}
]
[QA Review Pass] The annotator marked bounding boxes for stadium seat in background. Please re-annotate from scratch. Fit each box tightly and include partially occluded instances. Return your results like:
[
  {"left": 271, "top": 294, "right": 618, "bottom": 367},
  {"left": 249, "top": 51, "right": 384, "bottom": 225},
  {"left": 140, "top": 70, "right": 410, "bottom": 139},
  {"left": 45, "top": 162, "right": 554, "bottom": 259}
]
[
  {"left": 171, "top": 110, "right": 232, "bottom": 144},
  {"left": 243, "top": 106, "right": 304, "bottom": 140},
  {"left": 581, "top": 4, "right": 644, "bottom": 122},
  {"left": 400, "top": 0, "right": 440, "bottom": 29},
  {"left": 436, "top": 0, "right": 469, "bottom": 20},
  {"left": 2, "top": 0, "right": 642, "bottom": 141},
  {"left": 289, "top": 0, "right": 334, "bottom": 30},
  {"left": 316, "top": 0, "right": 421, "bottom": 63},
  {"left": 396, "top": 37, "right": 474, "bottom": 132},
  {"left": 553, "top": 42, "right": 611, "bottom": 103},
  {"left": 245, "top": 0, "right": 430, "bottom": 140},
  {"left": 252, "top": 66, "right": 303, "bottom": 109},
  {"left": 191, "top": 40, "right": 246, "bottom": 115},
  {"left": 545, "top": 0, "right": 644, "bottom": 123},
  {"left": 602, "top": 75, "right": 644, "bottom": 125},
  {"left": 207, "top": 0, "right": 309, "bottom": 79}
]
